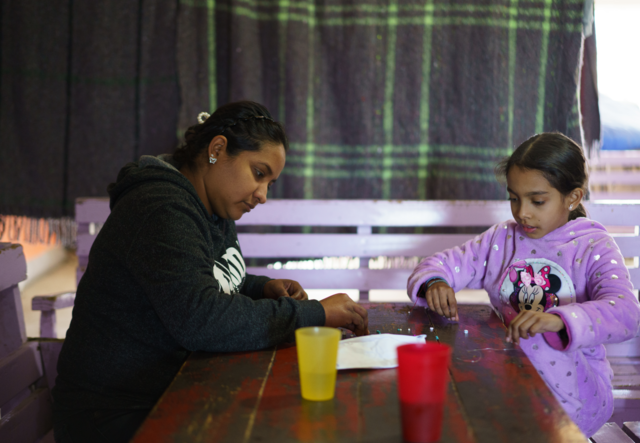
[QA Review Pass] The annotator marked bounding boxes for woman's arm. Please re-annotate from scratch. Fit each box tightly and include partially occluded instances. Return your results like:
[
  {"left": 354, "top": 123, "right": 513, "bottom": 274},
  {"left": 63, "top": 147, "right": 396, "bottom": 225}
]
[{"left": 126, "top": 203, "right": 325, "bottom": 353}]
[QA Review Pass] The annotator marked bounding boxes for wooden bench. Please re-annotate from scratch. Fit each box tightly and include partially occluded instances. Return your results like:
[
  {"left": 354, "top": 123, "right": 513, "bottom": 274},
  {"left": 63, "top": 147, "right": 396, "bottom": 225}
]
[
  {"left": 591, "top": 421, "right": 640, "bottom": 443},
  {"left": 0, "top": 243, "right": 60, "bottom": 443}
]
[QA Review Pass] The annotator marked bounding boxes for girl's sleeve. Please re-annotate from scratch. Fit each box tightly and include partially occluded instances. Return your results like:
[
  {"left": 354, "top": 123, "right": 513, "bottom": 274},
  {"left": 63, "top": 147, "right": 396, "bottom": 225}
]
[
  {"left": 544, "top": 235, "right": 640, "bottom": 352},
  {"left": 407, "top": 224, "right": 498, "bottom": 305}
]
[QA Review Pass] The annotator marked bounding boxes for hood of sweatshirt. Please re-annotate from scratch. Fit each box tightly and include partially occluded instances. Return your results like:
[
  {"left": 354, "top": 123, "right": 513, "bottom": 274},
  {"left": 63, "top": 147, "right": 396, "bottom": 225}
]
[{"left": 107, "top": 154, "right": 212, "bottom": 219}]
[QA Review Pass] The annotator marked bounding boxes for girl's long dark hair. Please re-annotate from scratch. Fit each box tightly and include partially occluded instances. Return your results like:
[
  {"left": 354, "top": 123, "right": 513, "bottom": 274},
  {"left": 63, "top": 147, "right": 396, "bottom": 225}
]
[
  {"left": 174, "top": 101, "right": 288, "bottom": 170},
  {"left": 495, "top": 132, "right": 589, "bottom": 220}
]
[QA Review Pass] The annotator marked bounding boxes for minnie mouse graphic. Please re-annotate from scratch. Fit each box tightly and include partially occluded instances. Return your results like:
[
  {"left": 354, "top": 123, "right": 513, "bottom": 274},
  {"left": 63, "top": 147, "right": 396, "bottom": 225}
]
[{"left": 508, "top": 264, "right": 561, "bottom": 314}]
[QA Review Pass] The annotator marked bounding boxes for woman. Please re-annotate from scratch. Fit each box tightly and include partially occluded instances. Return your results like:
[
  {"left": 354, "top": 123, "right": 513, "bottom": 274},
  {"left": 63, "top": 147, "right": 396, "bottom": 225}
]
[{"left": 53, "top": 101, "right": 368, "bottom": 442}]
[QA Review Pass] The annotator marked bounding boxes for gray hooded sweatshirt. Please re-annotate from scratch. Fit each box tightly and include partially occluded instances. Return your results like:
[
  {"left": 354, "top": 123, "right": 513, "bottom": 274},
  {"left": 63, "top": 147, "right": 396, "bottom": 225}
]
[{"left": 53, "top": 155, "right": 325, "bottom": 410}]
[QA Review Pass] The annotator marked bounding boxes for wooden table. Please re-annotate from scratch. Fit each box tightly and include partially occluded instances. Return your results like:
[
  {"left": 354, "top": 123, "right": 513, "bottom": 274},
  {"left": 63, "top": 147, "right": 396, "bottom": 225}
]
[{"left": 131, "top": 304, "right": 586, "bottom": 442}]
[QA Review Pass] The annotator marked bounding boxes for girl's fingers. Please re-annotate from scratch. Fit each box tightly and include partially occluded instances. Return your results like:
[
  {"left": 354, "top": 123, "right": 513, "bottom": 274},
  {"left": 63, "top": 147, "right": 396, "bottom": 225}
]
[
  {"left": 429, "top": 291, "right": 444, "bottom": 317},
  {"left": 438, "top": 290, "right": 451, "bottom": 318},
  {"left": 517, "top": 315, "right": 538, "bottom": 340},
  {"left": 427, "top": 287, "right": 457, "bottom": 320},
  {"left": 508, "top": 314, "right": 526, "bottom": 344},
  {"left": 447, "top": 291, "right": 458, "bottom": 321}
]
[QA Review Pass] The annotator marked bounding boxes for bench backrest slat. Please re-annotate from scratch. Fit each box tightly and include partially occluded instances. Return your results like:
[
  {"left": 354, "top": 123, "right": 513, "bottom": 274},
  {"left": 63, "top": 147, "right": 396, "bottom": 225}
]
[{"left": 74, "top": 199, "right": 640, "bottom": 290}]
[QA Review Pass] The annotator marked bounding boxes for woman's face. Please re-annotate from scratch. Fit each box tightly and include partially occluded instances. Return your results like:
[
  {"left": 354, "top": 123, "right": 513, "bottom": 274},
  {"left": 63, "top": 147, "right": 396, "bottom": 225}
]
[
  {"left": 204, "top": 138, "right": 286, "bottom": 220},
  {"left": 506, "top": 166, "right": 575, "bottom": 239}
]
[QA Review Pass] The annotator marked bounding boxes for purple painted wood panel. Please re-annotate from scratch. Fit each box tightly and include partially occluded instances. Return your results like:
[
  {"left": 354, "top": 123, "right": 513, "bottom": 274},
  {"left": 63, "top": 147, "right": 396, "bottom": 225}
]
[
  {"left": 623, "top": 422, "right": 640, "bottom": 443},
  {"left": 0, "top": 342, "right": 43, "bottom": 407},
  {"left": 238, "top": 233, "right": 474, "bottom": 258},
  {"left": 590, "top": 422, "right": 635, "bottom": 443},
  {"left": 39, "top": 311, "right": 56, "bottom": 339},
  {"left": 629, "top": 269, "right": 640, "bottom": 289},
  {"left": 75, "top": 198, "right": 110, "bottom": 224},
  {"left": 39, "top": 340, "right": 64, "bottom": 392},
  {"left": 606, "top": 338, "right": 640, "bottom": 358},
  {"left": 0, "top": 285, "right": 27, "bottom": 360},
  {"left": 591, "top": 171, "right": 640, "bottom": 186},
  {"left": 74, "top": 198, "right": 640, "bottom": 228},
  {"left": 234, "top": 200, "right": 640, "bottom": 227},
  {"left": 0, "top": 388, "right": 52, "bottom": 443},
  {"left": 239, "top": 233, "right": 640, "bottom": 261},
  {"left": 246, "top": 267, "right": 411, "bottom": 290},
  {"left": 32, "top": 293, "right": 76, "bottom": 311},
  {"left": 0, "top": 243, "right": 27, "bottom": 293},
  {"left": 76, "top": 233, "right": 95, "bottom": 257}
]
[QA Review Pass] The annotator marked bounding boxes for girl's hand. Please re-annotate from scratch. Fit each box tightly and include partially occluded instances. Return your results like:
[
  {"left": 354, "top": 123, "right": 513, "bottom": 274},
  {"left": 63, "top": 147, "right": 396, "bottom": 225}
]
[
  {"left": 263, "top": 279, "right": 308, "bottom": 300},
  {"left": 425, "top": 282, "right": 459, "bottom": 321},
  {"left": 506, "top": 311, "right": 565, "bottom": 346}
]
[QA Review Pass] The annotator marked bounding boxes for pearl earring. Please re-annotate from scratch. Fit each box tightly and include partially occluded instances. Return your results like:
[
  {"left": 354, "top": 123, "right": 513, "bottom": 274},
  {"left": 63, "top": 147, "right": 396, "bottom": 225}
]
[
  {"left": 209, "top": 156, "right": 217, "bottom": 165},
  {"left": 569, "top": 204, "right": 573, "bottom": 210}
]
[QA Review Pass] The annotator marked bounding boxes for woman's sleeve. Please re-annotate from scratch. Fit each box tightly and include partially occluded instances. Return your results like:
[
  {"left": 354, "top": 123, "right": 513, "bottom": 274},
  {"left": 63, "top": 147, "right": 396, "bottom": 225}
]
[
  {"left": 407, "top": 225, "right": 497, "bottom": 305},
  {"left": 240, "top": 274, "right": 272, "bottom": 300},
  {"left": 126, "top": 204, "right": 325, "bottom": 353},
  {"left": 544, "top": 235, "right": 640, "bottom": 352}
]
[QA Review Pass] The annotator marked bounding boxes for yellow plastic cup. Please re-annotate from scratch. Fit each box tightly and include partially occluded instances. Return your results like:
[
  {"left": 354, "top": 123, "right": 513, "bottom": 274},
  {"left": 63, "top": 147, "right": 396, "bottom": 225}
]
[{"left": 295, "top": 327, "right": 341, "bottom": 401}]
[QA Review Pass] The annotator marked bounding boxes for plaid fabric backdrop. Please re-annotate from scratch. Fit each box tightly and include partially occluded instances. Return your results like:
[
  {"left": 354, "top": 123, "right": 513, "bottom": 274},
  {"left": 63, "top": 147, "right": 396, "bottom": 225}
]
[{"left": 0, "top": 0, "right": 590, "bottom": 238}]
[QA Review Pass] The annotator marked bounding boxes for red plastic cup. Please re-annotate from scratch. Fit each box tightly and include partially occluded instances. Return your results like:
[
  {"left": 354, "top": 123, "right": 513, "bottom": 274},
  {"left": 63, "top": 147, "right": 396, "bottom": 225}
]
[{"left": 396, "top": 343, "right": 452, "bottom": 443}]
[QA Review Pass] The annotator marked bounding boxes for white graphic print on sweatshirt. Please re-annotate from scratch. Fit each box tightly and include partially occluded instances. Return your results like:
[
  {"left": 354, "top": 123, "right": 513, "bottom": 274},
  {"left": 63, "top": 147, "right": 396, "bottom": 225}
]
[{"left": 213, "top": 243, "right": 246, "bottom": 294}]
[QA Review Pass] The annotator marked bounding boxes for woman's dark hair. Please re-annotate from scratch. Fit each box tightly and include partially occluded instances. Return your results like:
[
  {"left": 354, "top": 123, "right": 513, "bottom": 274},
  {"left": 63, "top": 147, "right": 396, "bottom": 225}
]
[
  {"left": 174, "top": 101, "right": 288, "bottom": 170},
  {"left": 495, "top": 132, "right": 589, "bottom": 220}
]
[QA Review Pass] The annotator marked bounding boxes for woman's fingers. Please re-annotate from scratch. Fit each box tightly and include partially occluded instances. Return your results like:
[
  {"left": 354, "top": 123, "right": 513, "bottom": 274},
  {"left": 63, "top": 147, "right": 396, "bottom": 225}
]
[
  {"left": 320, "top": 293, "right": 369, "bottom": 336},
  {"left": 288, "top": 281, "right": 308, "bottom": 300}
]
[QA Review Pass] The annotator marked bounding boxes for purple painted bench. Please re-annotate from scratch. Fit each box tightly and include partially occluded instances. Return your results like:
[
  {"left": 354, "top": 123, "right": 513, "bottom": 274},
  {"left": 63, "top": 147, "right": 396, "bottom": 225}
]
[{"left": 0, "top": 243, "right": 58, "bottom": 443}]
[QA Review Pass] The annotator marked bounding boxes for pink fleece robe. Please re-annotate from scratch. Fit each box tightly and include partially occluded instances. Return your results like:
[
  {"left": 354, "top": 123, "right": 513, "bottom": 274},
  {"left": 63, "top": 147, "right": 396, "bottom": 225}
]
[{"left": 407, "top": 218, "right": 640, "bottom": 437}]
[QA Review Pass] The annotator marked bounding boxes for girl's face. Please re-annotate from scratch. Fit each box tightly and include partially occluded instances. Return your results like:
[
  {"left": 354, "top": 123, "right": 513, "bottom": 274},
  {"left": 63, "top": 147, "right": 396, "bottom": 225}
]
[
  {"left": 203, "top": 138, "right": 286, "bottom": 220},
  {"left": 506, "top": 166, "right": 575, "bottom": 239}
]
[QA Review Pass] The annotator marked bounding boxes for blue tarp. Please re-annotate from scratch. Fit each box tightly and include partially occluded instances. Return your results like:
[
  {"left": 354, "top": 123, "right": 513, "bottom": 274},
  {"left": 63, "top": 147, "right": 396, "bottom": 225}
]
[{"left": 599, "top": 95, "right": 640, "bottom": 151}]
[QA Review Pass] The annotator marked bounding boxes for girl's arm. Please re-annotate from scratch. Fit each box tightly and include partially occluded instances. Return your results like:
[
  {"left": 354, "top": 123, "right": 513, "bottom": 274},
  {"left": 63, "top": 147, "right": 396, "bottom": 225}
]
[
  {"left": 407, "top": 223, "right": 498, "bottom": 307},
  {"left": 543, "top": 234, "right": 640, "bottom": 352}
]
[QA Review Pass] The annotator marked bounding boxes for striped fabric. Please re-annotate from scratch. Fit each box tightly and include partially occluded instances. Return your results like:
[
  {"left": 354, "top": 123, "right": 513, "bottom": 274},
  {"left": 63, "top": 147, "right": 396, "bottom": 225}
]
[
  {"left": 0, "top": 0, "right": 586, "bottom": 226},
  {"left": 178, "top": 0, "right": 586, "bottom": 200}
]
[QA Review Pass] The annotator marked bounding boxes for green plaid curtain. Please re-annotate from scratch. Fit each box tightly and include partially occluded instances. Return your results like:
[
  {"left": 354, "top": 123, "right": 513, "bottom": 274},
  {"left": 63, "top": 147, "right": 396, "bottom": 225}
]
[
  {"left": 0, "top": 0, "right": 179, "bottom": 221},
  {"left": 0, "top": 0, "right": 587, "bottom": 234},
  {"left": 178, "top": 0, "right": 585, "bottom": 200}
]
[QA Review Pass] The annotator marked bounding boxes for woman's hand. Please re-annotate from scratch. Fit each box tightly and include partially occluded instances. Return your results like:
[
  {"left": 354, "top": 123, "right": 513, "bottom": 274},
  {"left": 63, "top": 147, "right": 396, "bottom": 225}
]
[
  {"left": 425, "top": 282, "right": 458, "bottom": 321},
  {"left": 263, "top": 279, "right": 308, "bottom": 300},
  {"left": 320, "top": 293, "right": 369, "bottom": 336},
  {"left": 506, "top": 311, "right": 565, "bottom": 346}
]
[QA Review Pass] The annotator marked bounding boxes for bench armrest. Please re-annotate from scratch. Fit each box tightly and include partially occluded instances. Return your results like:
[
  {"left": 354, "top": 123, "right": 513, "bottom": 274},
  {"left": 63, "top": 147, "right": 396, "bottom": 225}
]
[{"left": 32, "top": 292, "right": 76, "bottom": 311}]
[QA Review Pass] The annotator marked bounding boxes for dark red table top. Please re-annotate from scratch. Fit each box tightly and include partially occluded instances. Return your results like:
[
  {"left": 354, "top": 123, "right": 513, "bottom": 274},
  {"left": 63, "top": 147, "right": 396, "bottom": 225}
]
[{"left": 131, "top": 304, "right": 585, "bottom": 442}]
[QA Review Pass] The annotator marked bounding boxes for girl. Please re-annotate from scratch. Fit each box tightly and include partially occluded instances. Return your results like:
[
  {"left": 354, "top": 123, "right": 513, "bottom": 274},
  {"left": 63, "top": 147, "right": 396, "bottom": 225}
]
[
  {"left": 53, "top": 101, "right": 368, "bottom": 442},
  {"left": 407, "top": 132, "right": 640, "bottom": 437}
]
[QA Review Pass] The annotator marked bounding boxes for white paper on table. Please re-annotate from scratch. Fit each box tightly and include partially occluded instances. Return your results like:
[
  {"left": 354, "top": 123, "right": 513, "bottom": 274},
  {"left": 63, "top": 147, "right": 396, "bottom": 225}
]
[{"left": 336, "top": 333, "right": 427, "bottom": 370}]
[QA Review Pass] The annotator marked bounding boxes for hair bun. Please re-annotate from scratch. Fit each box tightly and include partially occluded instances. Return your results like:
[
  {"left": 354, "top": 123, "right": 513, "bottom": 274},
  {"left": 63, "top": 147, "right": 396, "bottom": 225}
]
[{"left": 197, "top": 112, "right": 211, "bottom": 124}]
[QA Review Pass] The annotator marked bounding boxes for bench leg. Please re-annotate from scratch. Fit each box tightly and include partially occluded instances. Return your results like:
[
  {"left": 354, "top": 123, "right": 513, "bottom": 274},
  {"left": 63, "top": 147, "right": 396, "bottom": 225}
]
[{"left": 40, "top": 311, "right": 56, "bottom": 339}]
